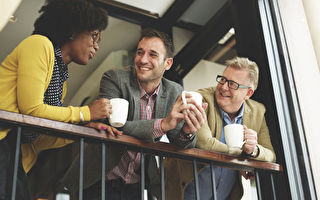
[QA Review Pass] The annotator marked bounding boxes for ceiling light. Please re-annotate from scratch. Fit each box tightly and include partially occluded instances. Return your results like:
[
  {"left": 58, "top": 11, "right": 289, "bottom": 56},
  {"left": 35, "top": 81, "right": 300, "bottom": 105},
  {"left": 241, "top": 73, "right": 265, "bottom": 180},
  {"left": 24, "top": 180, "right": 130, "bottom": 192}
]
[{"left": 218, "top": 28, "right": 235, "bottom": 45}]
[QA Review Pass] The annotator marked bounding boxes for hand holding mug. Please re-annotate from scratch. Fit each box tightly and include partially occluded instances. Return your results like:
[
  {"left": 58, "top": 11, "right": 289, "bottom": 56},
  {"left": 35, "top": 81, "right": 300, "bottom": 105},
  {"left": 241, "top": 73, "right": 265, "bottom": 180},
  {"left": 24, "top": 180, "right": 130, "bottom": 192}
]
[
  {"left": 89, "top": 98, "right": 112, "bottom": 120},
  {"left": 224, "top": 124, "right": 244, "bottom": 151},
  {"left": 181, "top": 91, "right": 207, "bottom": 134},
  {"left": 181, "top": 91, "right": 203, "bottom": 111},
  {"left": 161, "top": 92, "right": 206, "bottom": 133},
  {"left": 242, "top": 125, "right": 258, "bottom": 155},
  {"left": 108, "top": 98, "right": 129, "bottom": 128}
]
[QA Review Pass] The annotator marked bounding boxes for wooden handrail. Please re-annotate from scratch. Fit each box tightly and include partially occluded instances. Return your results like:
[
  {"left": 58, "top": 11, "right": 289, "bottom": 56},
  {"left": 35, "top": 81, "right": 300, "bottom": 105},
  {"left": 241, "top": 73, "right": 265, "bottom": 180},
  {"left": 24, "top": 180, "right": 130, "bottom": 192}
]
[{"left": 0, "top": 109, "right": 282, "bottom": 172}]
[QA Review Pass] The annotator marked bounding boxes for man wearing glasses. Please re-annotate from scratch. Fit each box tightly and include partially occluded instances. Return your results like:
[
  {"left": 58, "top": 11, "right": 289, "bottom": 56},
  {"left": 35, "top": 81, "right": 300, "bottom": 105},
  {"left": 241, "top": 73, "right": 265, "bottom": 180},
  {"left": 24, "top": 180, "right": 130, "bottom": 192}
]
[{"left": 165, "top": 57, "right": 276, "bottom": 200}]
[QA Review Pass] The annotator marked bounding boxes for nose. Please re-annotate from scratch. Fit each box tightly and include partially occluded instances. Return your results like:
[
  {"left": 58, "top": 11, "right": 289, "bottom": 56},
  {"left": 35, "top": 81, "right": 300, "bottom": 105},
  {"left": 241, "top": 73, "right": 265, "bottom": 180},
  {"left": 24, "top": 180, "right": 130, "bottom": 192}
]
[
  {"left": 93, "top": 43, "right": 99, "bottom": 51},
  {"left": 220, "top": 81, "right": 229, "bottom": 90},
  {"left": 139, "top": 53, "right": 148, "bottom": 64}
]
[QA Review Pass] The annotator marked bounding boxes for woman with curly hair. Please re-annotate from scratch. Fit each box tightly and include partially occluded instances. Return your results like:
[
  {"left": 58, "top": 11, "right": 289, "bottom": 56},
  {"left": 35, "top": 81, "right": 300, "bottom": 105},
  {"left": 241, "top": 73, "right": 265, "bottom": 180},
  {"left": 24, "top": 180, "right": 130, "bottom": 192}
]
[{"left": 0, "top": 0, "right": 110, "bottom": 199}]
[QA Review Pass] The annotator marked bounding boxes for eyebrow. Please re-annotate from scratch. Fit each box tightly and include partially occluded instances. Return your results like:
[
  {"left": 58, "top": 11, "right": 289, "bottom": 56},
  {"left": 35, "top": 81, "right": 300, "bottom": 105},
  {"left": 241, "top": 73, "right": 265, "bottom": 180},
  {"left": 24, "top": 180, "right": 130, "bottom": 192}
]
[
  {"left": 136, "top": 48, "right": 159, "bottom": 55},
  {"left": 150, "top": 49, "right": 159, "bottom": 55}
]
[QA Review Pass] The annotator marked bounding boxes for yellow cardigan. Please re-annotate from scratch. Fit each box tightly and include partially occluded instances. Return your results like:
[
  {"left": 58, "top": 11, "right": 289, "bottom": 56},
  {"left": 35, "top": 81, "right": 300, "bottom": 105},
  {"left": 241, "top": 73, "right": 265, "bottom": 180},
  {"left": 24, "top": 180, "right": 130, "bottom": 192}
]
[{"left": 0, "top": 35, "right": 91, "bottom": 172}]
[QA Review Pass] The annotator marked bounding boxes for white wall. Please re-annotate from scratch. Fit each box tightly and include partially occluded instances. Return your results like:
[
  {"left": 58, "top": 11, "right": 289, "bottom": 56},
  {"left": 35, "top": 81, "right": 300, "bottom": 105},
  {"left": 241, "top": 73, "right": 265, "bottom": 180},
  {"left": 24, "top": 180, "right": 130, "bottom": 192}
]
[
  {"left": 173, "top": 26, "right": 194, "bottom": 56},
  {"left": 277, "top": 0, "right": 320, "bottom": 198},
  {"left": 68, "top": 50, "right": 128, "bottom": 106},
  {"left": 302, "top": 0, "right": 320, "bottom": 71},
  {"left": 183, "top": 59, "right": 225, "bottom": 91},
  {"left": 0, "top": 0, "right": 22, "bottom": 31}
]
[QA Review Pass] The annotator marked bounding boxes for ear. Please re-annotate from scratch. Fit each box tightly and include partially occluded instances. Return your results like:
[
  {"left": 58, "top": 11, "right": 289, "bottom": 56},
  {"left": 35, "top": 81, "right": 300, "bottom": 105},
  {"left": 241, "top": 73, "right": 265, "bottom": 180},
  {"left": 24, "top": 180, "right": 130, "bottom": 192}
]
[
  {"left": 164, "top": 57, "right": 173, "bottom": 71},
  {"left": 244, "top": 88, "right": 254, "bottom": 100}
]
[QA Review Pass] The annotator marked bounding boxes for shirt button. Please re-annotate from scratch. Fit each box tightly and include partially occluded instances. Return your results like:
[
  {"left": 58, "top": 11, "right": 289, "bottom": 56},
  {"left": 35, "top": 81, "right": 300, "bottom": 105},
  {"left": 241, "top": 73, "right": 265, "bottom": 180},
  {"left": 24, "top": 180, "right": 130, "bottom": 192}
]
[{"left": 147, "top": 106, "right": 151, "bottom": 110}]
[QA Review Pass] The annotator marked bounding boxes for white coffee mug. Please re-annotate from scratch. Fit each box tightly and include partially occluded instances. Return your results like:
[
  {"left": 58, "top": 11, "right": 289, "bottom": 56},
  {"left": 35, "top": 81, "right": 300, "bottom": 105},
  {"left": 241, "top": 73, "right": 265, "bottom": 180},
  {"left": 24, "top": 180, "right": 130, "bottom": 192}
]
[
  {"left": 181, "top": 91, "right": 203, "bottom": 106},
  {"left": 224, "top": 124, "right": 244, "bottom": 150},
  {"left": 108, "top": 98, "right": 129, "bottom": 128}
]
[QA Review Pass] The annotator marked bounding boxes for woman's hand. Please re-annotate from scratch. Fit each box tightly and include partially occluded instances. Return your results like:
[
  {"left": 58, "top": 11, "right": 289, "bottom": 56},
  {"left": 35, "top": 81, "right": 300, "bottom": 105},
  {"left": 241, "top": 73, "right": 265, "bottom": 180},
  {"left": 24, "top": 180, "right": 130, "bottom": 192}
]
[
  {"left": 88, "top": 98, "right": 112, "bottom": 120},
  {"left": 85, "top": 122, "right": 122, "bottom": 137}
]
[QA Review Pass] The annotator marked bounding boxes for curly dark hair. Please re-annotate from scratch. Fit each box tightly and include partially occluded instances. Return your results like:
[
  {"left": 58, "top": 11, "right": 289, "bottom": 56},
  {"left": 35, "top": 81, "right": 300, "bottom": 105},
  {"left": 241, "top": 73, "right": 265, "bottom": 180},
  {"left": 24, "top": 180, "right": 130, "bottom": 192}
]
[
  {"left": 139, "top": 28, "right": 174, "bottom": 58},
  {"left": 33, "top": 0, "right": 108, "bottom": 47}
]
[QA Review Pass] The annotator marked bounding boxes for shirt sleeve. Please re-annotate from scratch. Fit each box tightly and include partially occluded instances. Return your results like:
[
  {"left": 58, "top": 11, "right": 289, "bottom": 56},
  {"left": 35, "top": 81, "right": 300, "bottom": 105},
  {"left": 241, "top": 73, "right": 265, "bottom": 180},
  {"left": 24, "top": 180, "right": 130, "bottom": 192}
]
[{"left": 153, "top": 119, "right": 165, "bottom": 139}]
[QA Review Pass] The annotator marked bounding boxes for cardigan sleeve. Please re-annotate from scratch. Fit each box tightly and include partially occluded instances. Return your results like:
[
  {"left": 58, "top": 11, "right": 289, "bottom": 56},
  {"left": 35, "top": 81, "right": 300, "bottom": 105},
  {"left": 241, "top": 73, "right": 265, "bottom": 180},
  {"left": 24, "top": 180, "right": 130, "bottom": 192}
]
[{"left": 16, "top": 35, "right": 90, "bottom": 123}]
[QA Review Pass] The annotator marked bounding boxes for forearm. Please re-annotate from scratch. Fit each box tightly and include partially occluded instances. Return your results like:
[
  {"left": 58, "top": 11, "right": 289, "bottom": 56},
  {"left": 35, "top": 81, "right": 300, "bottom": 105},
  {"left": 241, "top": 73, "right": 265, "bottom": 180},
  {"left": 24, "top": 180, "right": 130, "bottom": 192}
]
[
  {"left": 255, "top": 144, "right": 276, "bottom": 162},
  {"left": 123, "top": 120, "right": 158, "bottom": 142}
]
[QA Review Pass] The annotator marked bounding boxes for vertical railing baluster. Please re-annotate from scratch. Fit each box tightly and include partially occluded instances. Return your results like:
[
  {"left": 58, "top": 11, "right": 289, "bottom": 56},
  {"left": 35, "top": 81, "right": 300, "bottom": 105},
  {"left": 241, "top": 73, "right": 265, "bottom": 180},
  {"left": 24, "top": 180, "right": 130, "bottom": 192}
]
[
  {"left": 79, "top": 138, "right": 84, "bottom": 200},
  {"left": 255, "top": 171, "right": 262, "bottom": 200},
  {"left": 140, "top": 152, "right": 145, "bottom": 200},
  {"left": 192, "top": 160, "right": 200, "bottom": 200},
  {"left": 160, "top": 157, "right": 165, "bottom": 200},
  {"left": 101, "top": 143, "right": 106, "bottom": 200},
  {"left": 270, "top": 173, "right": 276, "bottom": 200},
  {"left": 210, "top": 162, "right": 217, "bottom": 200},
  {"left": 11, "top": 126, "right": 22, "bottom": 200}
]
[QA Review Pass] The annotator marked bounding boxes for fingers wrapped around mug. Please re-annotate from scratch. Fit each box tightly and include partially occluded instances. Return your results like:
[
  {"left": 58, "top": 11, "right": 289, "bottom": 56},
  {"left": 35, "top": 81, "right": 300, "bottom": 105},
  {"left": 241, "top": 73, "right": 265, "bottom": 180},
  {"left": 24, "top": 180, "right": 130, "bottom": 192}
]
[
  {"left": 182, "top": 102, "right": 207, "bottom": 133},
  {"left": 107, "top": 98, "right": 129, "bottom": 128},
  {"left": 89, "top": 98, "right": 112, "bottom": 120},
  {"left": 242, "top": 125, "right": 258, "bottom": 154}
]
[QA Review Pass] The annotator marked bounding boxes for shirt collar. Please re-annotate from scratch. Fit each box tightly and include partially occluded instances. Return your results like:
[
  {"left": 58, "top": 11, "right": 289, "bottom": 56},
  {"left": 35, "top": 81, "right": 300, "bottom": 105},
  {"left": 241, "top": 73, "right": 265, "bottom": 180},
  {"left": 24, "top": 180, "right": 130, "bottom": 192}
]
[
  {"left": 138, "top": 81, "right": 161, "bottom": 99},
  {"left": 54, "top": 47, "right": 67, "bottom": 67},
  {"left": 54, "top": 47, "right": 69, "bottom": 81},
  {"left": 219, "top": 103, "right": 245, "bottom": 124}
]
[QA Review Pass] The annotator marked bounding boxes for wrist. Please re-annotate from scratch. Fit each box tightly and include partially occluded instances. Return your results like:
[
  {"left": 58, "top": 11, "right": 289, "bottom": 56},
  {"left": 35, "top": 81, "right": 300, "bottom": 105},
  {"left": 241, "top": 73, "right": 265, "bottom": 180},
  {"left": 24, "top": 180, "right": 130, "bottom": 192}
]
[
  {"left": 161, "top": 118, "right": 170, "bottom": 133},
  {"left": 250, "top": 145, "right": 259, "bottom": 158}
]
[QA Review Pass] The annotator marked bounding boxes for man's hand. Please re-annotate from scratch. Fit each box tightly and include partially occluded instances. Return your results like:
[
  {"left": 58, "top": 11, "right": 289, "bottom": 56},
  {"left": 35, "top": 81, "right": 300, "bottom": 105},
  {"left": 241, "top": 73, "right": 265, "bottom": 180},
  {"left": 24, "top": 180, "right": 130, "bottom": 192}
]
[
  {"left": 88, "top": 98, "right": 112, "bottom": 120},
  {"left": 242, "top": 125, "right": 258, "bottom": 155},
  {"left": 161, "top": 92, "right": 207, "bottom": 133},
  {"left": 182, "top": 102, "right": 208, "bottom": 133},
  {"left": 161, "top": 93, "right": 188, "bottom": 132},
  {"left": 85, "top": 122, "right": 123, "bottom": 137}
]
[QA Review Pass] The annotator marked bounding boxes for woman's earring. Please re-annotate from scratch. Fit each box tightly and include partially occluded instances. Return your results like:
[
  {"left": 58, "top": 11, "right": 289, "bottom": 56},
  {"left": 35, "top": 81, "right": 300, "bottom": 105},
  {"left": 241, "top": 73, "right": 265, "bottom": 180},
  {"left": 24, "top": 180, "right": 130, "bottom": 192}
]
[{"left": 69, "top": 35, "right": 74, "bottom": 40}]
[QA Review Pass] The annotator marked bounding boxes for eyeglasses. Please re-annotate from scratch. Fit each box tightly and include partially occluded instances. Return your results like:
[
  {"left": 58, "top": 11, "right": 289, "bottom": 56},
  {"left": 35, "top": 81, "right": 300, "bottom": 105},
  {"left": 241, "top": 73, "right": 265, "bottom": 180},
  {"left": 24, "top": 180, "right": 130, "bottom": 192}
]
[
  {"left": 216, "top": 75, "right": 251, "bottom": 90},
  {"left": 90, "top": 31, "right": 101, "bottom": 44}
]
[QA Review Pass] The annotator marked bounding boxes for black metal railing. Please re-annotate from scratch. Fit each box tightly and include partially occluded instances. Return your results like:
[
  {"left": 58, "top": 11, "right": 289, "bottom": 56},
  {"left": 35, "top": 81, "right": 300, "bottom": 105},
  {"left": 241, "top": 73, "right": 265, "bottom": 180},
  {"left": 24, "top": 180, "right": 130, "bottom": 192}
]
[{"left": 0, "top": 110, "right": 282, "bottom": 200}]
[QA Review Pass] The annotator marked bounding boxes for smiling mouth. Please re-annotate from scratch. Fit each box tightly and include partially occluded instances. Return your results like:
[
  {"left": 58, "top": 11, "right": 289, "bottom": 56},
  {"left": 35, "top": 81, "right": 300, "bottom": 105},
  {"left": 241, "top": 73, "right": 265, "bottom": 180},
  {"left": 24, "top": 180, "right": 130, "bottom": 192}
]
[
  {"left": 219, "top": 91, "right": 230, "bottom": 98},
  {"left": 89, "top": 52, "right": 95, "bottom": 59},
  {"left": 138, "top": 66, "right": 152, "bottom": 71}
]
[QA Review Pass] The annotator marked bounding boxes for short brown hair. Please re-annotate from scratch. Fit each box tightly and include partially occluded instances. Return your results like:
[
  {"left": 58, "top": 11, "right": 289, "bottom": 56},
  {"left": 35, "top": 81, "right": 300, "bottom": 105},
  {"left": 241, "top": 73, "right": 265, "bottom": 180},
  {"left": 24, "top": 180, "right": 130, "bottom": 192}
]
[
  {"left": 139, "top": 28, "right": 174, "bottom": 58},
  {"left": 225, "top": 57, "right": 259, "bottom": 90}
]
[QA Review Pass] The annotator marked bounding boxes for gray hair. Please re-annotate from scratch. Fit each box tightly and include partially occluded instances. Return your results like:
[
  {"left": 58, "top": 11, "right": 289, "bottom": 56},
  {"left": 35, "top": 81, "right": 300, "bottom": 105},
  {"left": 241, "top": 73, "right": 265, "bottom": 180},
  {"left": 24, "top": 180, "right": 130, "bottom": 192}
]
[{"left": 225, "top": 57, "right": 259, "bottom": 90}]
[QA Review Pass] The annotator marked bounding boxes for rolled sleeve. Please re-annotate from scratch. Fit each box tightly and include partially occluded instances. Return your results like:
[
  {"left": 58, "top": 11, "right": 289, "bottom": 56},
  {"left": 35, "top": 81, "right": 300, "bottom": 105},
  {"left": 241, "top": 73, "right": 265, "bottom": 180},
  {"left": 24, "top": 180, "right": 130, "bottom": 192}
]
[{"left": 153, "top": 119, "right": 165, "bottom": 139}]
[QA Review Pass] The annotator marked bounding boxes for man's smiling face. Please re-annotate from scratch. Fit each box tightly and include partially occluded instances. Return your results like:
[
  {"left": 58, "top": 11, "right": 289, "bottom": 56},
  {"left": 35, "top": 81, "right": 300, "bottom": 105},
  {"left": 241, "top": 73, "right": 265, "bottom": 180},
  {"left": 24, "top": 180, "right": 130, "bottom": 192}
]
[
  {"left": 134, "top": 37, "right": 172, "bottom": 86},
  {"left": 215, "top": 66, "right": 253, "bottom": 116}
]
